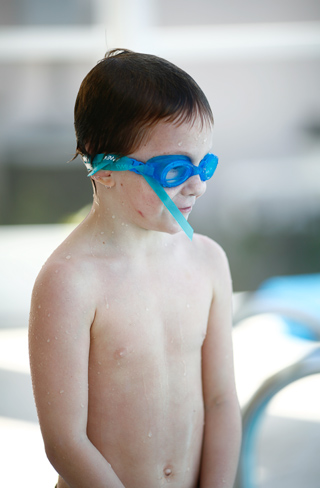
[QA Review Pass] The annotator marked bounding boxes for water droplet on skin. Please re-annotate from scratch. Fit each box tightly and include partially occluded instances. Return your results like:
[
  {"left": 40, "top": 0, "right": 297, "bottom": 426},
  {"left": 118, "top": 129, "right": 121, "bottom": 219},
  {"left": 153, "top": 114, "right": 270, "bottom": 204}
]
[
  {"left": 148, "top": 431, "right": 152, "bottom": 438},
  {"left": 47, "top": 339, "right": 50, "bottom": 343},
  {"left": 178, "top": 141, "right": 182, "bottom": 147},
  {"left": 112, "top": 215, "right": 116, "bottom": 219},
  {"left": 100, "top": 231, "right": 104, "bottom": 235},
  {"left": 66, "top": 255, "right": 71, "bottom": 260},
  {"left": 121, "top": 222, "right": 125, "bottom": 226},
  {"left": 47, "top": 313, "right": 51, "bottom": 317},
  {"left": 38, "top": 305, "right": 41, "bottom": 309},
  {"left": 47, "top": 401, "right": 51, "bottom": 405},
  {"left": 106, "top": 303, "right": 109, "bottom": 309},
  {"left": 55, "top": 269, "right": 59, "bottom": 273},
  {"left": 60, "top": 390, "right": 64, "bottom": 394},
  {"left": 186, "top": 304, "right": 190, "bottom": 308},
  {"left": 80, "top": 403, "right": 84, "bottom": 408}
]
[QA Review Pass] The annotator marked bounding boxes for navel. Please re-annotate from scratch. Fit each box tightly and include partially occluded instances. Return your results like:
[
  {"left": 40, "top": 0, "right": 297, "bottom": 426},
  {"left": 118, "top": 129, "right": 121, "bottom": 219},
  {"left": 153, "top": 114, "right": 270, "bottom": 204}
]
[{"left": 163, "top": 466, "right": 172, "bottom": 477}]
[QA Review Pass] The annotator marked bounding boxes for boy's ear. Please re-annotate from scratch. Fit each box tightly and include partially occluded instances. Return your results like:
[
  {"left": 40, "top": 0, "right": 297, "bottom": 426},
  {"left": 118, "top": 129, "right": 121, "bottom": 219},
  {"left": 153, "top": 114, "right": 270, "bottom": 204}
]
[{"left": 91, "top": 171, "right": 116, "bottom": 188}]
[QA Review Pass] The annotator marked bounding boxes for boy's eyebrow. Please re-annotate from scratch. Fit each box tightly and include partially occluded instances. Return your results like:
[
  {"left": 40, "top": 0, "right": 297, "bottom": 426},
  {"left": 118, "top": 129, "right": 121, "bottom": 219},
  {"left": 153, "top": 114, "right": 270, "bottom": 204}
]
[
  {"left": 156, "top": 151, "right": 204, "bottom": 161},
  {"left": 156, "top": 151, "right": 192, "bottom": 159},
  {"left": 175, "top": 151, "right": 210, "bottom": 164}
]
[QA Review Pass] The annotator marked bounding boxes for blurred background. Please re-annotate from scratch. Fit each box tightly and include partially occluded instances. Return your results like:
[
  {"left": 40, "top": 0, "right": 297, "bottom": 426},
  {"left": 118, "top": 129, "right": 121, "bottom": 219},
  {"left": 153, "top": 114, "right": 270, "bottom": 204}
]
[
  {"left": 0, "top": 1, "right": 320, "bottom": 487},
  {"left": 0, "top": 0, "right": 319, "bottom": 289}
]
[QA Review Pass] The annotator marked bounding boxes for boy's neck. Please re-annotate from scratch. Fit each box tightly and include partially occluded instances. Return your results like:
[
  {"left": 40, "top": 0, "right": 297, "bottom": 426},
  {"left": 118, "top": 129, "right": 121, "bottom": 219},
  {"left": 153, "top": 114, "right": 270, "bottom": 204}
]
[{"left": 81, "top": 199, "right": 175, "bottom": 257}]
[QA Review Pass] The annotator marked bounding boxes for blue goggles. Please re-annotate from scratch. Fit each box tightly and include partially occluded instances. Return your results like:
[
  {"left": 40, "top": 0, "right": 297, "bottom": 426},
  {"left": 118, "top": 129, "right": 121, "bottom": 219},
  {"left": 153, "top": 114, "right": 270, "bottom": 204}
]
[
  {"left": 86, "top": 153, "right": 218, "bottom": 188},
  {"left": 84, "top": 152, "right": 219, "bottom": 240}
]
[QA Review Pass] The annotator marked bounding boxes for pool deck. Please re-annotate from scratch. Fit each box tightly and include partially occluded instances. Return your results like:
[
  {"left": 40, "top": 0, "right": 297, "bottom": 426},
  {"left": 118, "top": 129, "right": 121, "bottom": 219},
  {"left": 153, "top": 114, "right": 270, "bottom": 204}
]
[{"left": 1, "top": 225, "right": 319, "bottom": 487}]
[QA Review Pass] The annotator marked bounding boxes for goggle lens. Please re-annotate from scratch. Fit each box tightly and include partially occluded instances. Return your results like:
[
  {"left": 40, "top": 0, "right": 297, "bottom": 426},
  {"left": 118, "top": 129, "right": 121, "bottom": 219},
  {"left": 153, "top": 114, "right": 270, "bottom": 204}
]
[
  {"left": 164, "top": 165, "right": 191, "bottom": 186},
  {"left": 162, "top": 154, "right": 218, "bottom": 187},
  {"left": 201, "top": 154, "right": 218, "bottom": 181}
]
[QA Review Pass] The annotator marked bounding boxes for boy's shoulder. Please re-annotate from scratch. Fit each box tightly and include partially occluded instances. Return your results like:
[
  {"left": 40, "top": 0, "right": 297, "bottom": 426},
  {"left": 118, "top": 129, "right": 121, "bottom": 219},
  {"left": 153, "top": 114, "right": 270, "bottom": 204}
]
[
  {"left": 33, "top": 234, "right": 97, "bottom": 300},
  {"left": 192, "top": 233, "right": 229, "bottom": 264},
  {"left": 191, "top": 233, "right": 231, "bottom": 288}
]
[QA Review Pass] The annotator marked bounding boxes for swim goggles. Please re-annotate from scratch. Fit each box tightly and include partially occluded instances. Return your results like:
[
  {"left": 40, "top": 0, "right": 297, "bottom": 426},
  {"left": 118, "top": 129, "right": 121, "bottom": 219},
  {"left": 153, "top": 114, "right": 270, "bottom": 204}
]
[{"left": 83, "top": 153, "right": 218, "bottom": 240}]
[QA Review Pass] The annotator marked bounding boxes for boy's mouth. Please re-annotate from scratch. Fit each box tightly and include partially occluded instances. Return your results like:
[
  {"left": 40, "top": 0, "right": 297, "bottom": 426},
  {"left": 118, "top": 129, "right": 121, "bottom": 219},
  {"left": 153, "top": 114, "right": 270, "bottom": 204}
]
[{"left": 178, "top": 206, "right": 193, "bottom": 214}]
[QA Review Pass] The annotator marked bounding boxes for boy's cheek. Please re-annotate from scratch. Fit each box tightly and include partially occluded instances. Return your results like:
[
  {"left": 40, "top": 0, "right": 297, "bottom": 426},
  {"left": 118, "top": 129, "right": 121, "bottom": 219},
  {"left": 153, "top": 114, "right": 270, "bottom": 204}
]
[
  {"left": 140, "top": 192, "right": 165, "bottom": 215},
  {"left": 127, "top": 184, "right": 164, "bottom": 217}
]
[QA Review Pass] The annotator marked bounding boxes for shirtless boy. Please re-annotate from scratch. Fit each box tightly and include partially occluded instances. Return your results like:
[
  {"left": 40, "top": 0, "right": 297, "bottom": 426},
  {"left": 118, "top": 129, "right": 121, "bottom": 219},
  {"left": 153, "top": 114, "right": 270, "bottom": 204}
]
[{"left": 29, "top": 49, "right": 241, "bottom": 488}]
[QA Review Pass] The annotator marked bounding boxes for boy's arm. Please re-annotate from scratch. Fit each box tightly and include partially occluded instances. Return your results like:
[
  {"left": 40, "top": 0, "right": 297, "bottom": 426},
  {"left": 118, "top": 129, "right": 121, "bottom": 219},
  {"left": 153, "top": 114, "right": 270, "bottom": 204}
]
[
  {"left": 29, "top": 261, "right": 125, "bottom": 488},
  {"left": 199, "top": 243, "right": 242, "bottom": 488}
]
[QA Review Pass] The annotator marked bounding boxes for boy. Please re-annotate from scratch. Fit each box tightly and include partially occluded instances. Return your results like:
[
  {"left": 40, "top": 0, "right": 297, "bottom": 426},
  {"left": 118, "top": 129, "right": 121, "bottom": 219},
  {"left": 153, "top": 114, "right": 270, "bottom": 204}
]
[{"left": 29, "top": 49, "right": 241, "bottom": 488}]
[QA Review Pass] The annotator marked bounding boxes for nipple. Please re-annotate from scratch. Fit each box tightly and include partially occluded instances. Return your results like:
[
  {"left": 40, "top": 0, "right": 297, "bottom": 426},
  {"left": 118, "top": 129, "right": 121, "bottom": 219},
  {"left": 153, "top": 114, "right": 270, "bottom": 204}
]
[
  {"left": 115, "top": 347, "right": 128, "bottom": 359},
  {"left": 114, "top": 346, "right": 134, "bottom": 363}
]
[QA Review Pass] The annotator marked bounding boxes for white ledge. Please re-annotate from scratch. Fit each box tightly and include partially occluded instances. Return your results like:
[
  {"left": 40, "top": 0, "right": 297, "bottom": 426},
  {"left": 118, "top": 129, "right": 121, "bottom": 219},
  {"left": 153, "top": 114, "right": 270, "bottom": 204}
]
[{"left": 0, "top": 22, "right": 319, "bottom": 63}]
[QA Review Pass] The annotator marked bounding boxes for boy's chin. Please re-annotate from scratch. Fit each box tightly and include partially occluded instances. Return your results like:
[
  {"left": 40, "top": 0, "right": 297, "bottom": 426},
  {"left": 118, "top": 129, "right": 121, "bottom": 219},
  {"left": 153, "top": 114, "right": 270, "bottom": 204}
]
[
  {"left": 139, "top": 213, "right": 184, "bottom": 237},
  {"left": 159, "top": 220, "right": 184, "bottom": 237}
]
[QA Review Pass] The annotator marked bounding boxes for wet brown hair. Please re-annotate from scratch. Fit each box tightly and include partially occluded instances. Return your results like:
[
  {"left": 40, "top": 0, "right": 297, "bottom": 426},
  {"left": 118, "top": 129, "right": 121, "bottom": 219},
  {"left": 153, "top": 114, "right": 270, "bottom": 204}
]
[{"left": 74, "top": 49, "right": 213, "bottom": 158}]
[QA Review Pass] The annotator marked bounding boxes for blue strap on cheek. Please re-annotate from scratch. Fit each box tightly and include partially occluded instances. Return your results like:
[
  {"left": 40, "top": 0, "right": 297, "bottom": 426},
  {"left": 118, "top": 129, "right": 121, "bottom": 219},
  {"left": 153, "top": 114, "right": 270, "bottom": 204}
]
[{"left": 142, "top": 175, "right": 194, "bottom": 241}]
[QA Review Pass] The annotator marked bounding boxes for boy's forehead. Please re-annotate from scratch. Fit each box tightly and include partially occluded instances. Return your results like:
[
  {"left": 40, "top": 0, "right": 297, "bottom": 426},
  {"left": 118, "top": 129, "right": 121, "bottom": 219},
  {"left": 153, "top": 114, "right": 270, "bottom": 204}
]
[{"left": 139, "top": 118, "right": 213, "bottom": 156}]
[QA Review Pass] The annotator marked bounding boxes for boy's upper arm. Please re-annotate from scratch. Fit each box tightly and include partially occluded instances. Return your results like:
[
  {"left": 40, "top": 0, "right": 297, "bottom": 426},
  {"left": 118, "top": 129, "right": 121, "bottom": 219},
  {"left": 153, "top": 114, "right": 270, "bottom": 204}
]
[
  {"left": 29, "top": 259, "right": 96, "bottom": 445},
  {"left": 201, "top": 240, "right": 237, "bottom": 408}
]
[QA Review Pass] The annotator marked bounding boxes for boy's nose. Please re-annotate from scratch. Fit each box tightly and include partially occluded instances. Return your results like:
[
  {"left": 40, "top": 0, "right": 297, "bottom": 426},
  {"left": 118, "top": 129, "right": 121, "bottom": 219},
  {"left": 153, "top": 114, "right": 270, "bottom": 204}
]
[{"left": 181, "top": 175, "right": 206, "bottom": 198}]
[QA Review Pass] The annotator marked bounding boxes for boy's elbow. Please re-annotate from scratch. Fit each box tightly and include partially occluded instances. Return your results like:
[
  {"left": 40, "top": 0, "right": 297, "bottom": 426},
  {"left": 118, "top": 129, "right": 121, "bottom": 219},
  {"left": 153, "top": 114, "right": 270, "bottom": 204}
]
[
  {"left": 44, "top": 432, "right": 87, "bottom": 471},
  {"left": 204, "top": 389, "right": 240, "bottom": 412},
  {"left": 45, "top": 440, "right": 62, "bottom": 470}
]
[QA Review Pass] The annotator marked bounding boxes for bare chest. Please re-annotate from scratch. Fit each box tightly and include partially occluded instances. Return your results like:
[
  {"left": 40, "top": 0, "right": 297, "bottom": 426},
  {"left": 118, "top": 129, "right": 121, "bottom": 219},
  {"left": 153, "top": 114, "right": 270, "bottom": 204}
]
[
  {"left": 86, "top": 261, "right": 211, "bottom": 481},
  {"left": 89, "top": 263, "right": 212, "bottom": 368}
]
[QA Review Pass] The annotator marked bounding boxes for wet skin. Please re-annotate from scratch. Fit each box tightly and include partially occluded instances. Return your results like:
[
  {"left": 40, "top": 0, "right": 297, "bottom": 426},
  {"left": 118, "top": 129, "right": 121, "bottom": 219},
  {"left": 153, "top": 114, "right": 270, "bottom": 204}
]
[
  {"left": 83, "top": 239, "right": 212, "bottom": 487},
  {"left": 29, "top": 119, "right": 240, "bottom": 488}
]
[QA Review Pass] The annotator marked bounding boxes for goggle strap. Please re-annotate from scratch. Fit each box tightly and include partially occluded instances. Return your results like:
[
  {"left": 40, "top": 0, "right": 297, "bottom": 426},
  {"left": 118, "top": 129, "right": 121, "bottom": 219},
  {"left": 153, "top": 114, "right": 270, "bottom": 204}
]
[
  {"left": 88, "top": 162, "right": 107, "bottom": 176},
  {"left": 87, "top": 157, "right": 135, "bottom": 177},
  {"left": 142, "top": 175, "right": 194, "bottom": 241}
]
